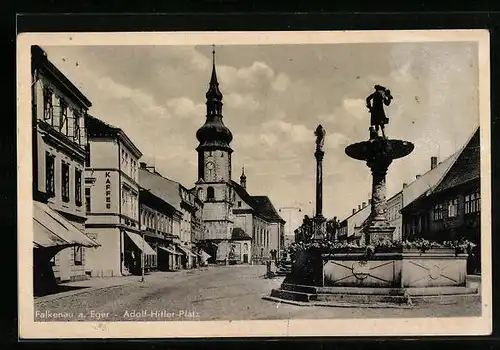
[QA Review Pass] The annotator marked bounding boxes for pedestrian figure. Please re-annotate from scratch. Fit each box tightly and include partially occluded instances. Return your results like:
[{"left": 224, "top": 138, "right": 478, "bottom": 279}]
[{"left": 366, "top": 85, "right": 393, "bottom": 138}]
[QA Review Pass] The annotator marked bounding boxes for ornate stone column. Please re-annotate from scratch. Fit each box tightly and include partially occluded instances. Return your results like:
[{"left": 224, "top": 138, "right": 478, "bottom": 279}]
[
  {"left": 345, "top": 132, "right": 414, "bottom": 245},
  {"left": 313, "top": 125, "right": 327, "bottom": 240}
]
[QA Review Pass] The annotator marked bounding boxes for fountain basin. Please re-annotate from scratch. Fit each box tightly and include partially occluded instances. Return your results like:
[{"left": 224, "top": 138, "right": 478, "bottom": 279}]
[{"left": 345, "top": 138, "right": 414, "bottom": 161}]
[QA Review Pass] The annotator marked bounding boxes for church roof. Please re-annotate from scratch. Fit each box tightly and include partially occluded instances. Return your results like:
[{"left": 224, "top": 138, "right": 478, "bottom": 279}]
[
  {"left": 251, "top": 196, "right": 286, "bottom": 224},
  {"left": 231, "top": 227, "right": 252, "bottom": 240},
  {"left": 230, "top": 180, "right": 285, "bottom": 224}
]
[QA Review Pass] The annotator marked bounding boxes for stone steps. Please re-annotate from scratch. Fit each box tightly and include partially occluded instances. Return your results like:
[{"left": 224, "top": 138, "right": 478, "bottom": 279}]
[{"left": 268, "top": 283, "right": 480, "bottom": 308}]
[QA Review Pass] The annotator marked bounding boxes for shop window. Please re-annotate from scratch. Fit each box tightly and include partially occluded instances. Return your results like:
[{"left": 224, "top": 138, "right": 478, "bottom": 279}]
[
  {"left": 465, "top": 192, "right": 480, "bottom": 214},
  {"left": 45, "top": 152, "right": 55, "bottom": 198},
  {"left": 61, "top": 162, "right": 70, "bottom": 203},
  {"left": 75, "top": 169, "right": 82, "bottom": 207},
  {"left": 74, "top": 246, "right": 83, "bottom": 265},
  {"left": 447, "top": 198, "right": 458, "bottom": 218},
  {"left": 85, "top": 187, "right": 91, "bottom": 213}
]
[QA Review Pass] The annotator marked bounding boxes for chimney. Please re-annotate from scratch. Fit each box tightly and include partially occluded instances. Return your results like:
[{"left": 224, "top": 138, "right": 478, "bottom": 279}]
[
  {"left": 140, "top": 162, "right": 147, "bottom": 169},
  {"left": 352, "top": 208, "right": 356, "bottom": 214},
  {"left": 431, "top": 156, "right": 438, "bottom": 170},
  {"left": 362, "top": 202, "right": 367, "bottom": 208},
  {"left": 358, "top": 204, "right": 362, "bottom": 211},
  {"left": 403, "top": 182, "right": 408, "bottom": 188},
  {"left": 416, "top": 174, "right": 421, "bottom": 179}
]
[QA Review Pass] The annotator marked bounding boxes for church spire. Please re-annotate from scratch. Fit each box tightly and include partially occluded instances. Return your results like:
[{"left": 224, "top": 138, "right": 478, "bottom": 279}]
[
  {"left": 240, "top": 165, "right": 247, "bottom": 189},
  {"left": 196, "top": 46, "right": 233, "bottom": 154},
  {"left": 206, "top": 45, "right": 223, "bottom": 107}
]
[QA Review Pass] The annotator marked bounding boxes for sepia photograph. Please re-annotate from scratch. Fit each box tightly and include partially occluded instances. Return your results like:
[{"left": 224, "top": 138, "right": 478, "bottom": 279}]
[{"left": 17, "top": 30, "right": 491, "bottom": 338}]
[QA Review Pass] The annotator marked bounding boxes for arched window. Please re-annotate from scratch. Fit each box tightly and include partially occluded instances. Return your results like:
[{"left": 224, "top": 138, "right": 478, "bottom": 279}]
[{"left": 207, "top": 186, "right": 215, "bottom": 201}]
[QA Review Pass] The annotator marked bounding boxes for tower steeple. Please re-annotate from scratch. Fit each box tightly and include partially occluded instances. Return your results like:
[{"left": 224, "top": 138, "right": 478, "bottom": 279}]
[
  {"left": 196, "top": 46, "right": 233, "bottom": 153},
  {"left": 240, "top": 165, "right": 247, "bottom": 189},
  {"left": 205, "top": 46, "right": 223, "bottom": 114}
]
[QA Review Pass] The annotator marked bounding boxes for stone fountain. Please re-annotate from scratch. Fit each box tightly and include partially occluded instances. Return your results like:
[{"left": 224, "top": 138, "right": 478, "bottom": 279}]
[{"left": 265, "top": 86, "right": 479, "bottom": 307}]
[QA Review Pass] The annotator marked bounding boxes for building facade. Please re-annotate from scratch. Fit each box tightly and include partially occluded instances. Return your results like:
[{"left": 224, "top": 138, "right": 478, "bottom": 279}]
[
  {"left": 31, "top": 45, "right": 99, "bottom": 291},
  {"left": 84, "top": 115, "right": 157, "bottom": 277},
  {"left": 401, "top": 127, "right": 480, "bottom": 273},
  {"left": 139, "top": 164, "right": 203, "bottom": 270}
]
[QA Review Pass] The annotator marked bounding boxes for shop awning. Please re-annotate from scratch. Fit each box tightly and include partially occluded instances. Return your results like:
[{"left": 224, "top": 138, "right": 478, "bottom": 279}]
[
  {"left": 33, "top": 201, "right": 99, "bottom": 249},
  {"left": 125, "top": 231, "right": 157, "bottom": 256},
  {"left": 200, "top": 250, "right": 212, "bottom": 262},
  {"left": 177, "top": 245, "right": 197, "bottom": 257},
  {"left": 158, "top": 246, "right": 182, "bottom": 255}
]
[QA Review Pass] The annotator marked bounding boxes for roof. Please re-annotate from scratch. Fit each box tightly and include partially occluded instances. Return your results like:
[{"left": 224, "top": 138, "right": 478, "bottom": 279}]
[
  {"left": 433, "top": 127, "right": 480, "bottom": 194},
  {"left": 402, "top": 126, "right": 479, "bottom": 209},
  {"left": 230, "top": 180, "right": 285, "bottom": 223},
  {"left": 86, "top": 115, "right": 142, "bottom": 158},
  {"left": 139, "top": 168, "right": 182, "bottom": 211},
  {"left": 32, "top": 45, "right": 92, "bottom": 108},
  {"left": 231, "top": 227, "right": 252, "bottom": 240},
  {"left": 251, "top": 196, "right": 286, "bottom": 223}
]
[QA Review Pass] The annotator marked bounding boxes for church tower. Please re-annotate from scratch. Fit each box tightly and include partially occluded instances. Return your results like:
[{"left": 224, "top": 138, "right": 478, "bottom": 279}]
[
  {"left": 196, "top": 48, "right": 234, "bottom": 246},
  {"left": 240, "top": 166, "right": 247, "bottom": 189}
]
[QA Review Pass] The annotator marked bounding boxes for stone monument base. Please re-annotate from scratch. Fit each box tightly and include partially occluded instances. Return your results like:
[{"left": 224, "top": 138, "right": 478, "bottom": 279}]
[{"left": 266, "top": 248, "right": 480, "bottom": 307}]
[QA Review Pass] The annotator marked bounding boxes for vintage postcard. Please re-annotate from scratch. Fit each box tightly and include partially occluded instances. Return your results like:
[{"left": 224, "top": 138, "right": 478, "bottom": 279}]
[{"left": 17, "top": 30, "right": 491, "bottom": 338}]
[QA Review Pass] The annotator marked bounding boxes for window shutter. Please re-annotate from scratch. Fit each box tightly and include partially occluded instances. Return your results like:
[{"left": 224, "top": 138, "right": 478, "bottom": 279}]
[
  {"left": 67, "top": 108, "right": 74, "bottom": 138},
  {"left": 51, "top": 94, "right": 59, "bottom": 127}
]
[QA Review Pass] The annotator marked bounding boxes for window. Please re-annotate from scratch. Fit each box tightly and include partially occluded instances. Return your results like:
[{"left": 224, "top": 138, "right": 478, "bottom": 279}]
[
  {"left": 238, "top": 201, "right": 242, "bottom": 208},
  {"left": 43, "top": 87, "right": 53, "bottom": 121},
  {"left": 465, "top": 191, "right": 481, "bottom": 214},
  {"left": 61, "top": 162, "right": 70, "bottom": 202},
  {"left": 45, "top": 152, "right": 55, "bottom": 198},
  {"left": 447, "top": 198, "right": 458, "bottom": 218},
  {"left": 85, "top": 187, "right": 91, "bottom": 212},
  {"left": 74, "top": 246, "right": 83, "bottom": 265},
  {"left": 206, "top": 186, "right": 215, "bottom": 201},
  {"left": 75, "top": 169, "right": 82, "bottom": 207},
  {"left": 85, "top": 143, "right": 91, "bottom": 167},
  {"left": 221, "top": 152, "right": 224, "bottom": 157},
  {"left": 433, "top": 203, "right": 444, "bottom": 220},
  {"left": 73, "top": 110, "right": 81, "bottom": 145},
  {"left": 59, "top": 100, "right": 68, "bottom": 135}
]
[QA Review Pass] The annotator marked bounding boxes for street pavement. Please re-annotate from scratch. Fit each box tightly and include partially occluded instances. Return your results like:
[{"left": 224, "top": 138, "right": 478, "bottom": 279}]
[{"left": 34, "top": 265, "right": 481, "bottom": 322}]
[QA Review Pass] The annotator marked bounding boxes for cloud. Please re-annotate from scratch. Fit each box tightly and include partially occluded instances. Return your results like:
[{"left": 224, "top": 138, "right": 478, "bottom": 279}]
[
  {"left": 272, "top": 73, "right": 291, "bottom": 92},
  {"left": 224, "top": 93, "right": 260, "bottom": 111},
  {"left": 166, "top": 97, "right": 205, "bottom": 121},
  {"left": 96, "top": 76, "right": 171, "bottom": 120}
]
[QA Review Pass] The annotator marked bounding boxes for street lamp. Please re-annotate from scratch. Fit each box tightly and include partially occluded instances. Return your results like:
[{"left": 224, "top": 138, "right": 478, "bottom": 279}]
[{"left": 140, "top": 224, "right": 146, "bottom": 283}]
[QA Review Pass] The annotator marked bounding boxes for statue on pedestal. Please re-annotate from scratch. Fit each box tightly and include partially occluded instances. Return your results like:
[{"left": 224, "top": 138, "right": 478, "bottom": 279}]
[
  {"left": 366, "top": 85, "right": 393, "bottom": 138},
  {"left": 315, "top": 124, "right": 326, "bottom": 152}
]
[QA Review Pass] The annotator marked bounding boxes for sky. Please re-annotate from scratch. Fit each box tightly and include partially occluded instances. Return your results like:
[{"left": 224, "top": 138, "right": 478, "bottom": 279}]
[{"left": 42, "top": 41, "right": 480, "bottom": 235}]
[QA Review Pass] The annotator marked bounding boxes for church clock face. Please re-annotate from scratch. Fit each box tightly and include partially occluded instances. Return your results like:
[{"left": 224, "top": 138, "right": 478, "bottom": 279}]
[{"left": 206, "top": 160, "right": 215, "bottom": 171}]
